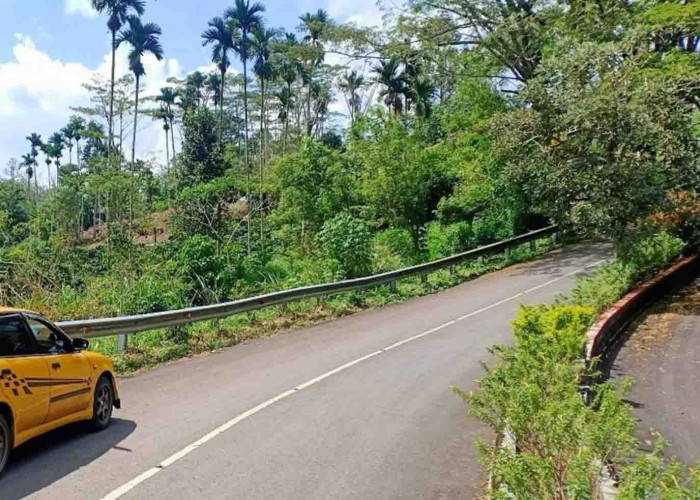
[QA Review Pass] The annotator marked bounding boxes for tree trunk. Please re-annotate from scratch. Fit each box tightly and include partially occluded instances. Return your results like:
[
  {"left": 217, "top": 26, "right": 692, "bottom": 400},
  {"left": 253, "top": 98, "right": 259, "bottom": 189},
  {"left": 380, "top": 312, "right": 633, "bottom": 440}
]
[
  {"left": 284, "top": 81, "right": 291, "bottom": 154},
  {"left": 109, "top": 30, "right": 117, "bottom": 157},
  {"left": 130, "top": 73, "right": 140, "bottom": 236},
  {"left": 306, "top": 77, "right": 313, "bottom": 136},
  {"left": 243, "top": 58, "right": 251, "bottom": 254},
  {"left": 259, "top": 78, "right": 265, "bottom": 251},
  {"left": 169, "top": 111, "right": 176, "bottom": 159},
  {"left": 219, "top": 68, "right": 226, "bottom": 147},
  {"left": 131, "top": 74, "right": 140, "bottom": 166},
  {"left": 164, "top": 126, "right": 170, "bottom": 173}
]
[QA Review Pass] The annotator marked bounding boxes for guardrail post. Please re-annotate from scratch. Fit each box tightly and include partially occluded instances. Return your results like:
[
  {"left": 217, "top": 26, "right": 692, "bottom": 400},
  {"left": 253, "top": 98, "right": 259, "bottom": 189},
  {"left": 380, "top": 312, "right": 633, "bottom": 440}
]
[
  {"left": 450, "top": 265, "right": 457, "bottom": 279},
  {"left": 421, "top": 273, "right": 428, "bottom": 284},
  {"left": 389, "top": 280, "right": 398, "bottom": 293},
  {"left": 115, "top": 334, "right": 128, "bottom": 353},
  {"left": 552, "top": 233, "right": 558, "bottom": 245},
  {"left": 316, "top": 295, "right": 325, "bottom": 306},
  {"left": 505, "top": 248, "right": 511, "bottom": 260},
  {"left": 530, "top": 240, "right": 536, "bottom": 253}
]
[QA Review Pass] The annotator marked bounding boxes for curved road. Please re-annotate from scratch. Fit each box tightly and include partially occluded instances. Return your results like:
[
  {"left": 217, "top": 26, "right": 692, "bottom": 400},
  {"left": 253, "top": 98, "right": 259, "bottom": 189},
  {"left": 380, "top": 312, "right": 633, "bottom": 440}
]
[{"left": 1, "top": 243, "right": 610, "bottom": 500}]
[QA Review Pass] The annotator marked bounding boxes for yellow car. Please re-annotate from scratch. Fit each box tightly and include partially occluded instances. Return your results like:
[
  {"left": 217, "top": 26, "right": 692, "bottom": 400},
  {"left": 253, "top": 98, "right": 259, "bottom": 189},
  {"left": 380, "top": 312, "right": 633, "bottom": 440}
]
[{"left": 0, "top": 308, "right": 120, "bottom": 475}]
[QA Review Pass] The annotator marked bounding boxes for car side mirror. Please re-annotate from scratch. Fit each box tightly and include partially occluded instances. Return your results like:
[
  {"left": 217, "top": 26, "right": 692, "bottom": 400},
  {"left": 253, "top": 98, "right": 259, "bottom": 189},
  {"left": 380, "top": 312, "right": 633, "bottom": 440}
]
[{"left": 72, "top": 338, "right": 89, "bottom": 351}]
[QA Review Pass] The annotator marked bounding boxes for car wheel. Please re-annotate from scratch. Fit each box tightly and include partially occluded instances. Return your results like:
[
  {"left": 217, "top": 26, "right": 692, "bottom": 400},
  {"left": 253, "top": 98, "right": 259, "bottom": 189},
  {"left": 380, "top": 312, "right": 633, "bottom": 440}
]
[
  {"left": 0, "top": 414, "right": 11, "bottom": 476},
  {"left": 90, "top": 377, "right": 114, "bottom": 431}
]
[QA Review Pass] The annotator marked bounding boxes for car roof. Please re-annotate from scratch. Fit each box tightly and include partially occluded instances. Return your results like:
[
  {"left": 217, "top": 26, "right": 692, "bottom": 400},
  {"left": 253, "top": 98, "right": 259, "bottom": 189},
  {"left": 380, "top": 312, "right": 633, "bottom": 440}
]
[{"left": 0, "top": 307, "right": 32, "bottom": 316}]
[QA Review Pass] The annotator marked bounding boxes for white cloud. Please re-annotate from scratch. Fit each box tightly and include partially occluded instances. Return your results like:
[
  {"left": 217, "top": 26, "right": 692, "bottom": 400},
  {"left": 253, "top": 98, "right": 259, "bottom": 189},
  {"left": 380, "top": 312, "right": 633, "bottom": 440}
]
[
  {"left": 0, "top": 34, "right": 185, "bottom": 184},
  {"left": 65, "top": 0, "right": 98, "bottom": 18}
]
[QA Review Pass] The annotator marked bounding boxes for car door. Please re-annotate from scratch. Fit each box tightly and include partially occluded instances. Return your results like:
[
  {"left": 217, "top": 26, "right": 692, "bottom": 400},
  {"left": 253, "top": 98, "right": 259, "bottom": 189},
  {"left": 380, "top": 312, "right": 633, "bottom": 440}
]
[
  {"left": 24, "top": 316, "right": 92, "bottom": 422},
  {"left": 0, "top": 314, "right": 51, "bottom": 433}
]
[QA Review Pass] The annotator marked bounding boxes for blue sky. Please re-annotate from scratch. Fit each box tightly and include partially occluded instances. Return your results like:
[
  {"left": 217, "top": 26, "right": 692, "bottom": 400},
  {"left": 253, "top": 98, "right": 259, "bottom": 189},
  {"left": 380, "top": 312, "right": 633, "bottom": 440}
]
[{"left": 0, "top": 0, "right": 380, "bottom": 182}]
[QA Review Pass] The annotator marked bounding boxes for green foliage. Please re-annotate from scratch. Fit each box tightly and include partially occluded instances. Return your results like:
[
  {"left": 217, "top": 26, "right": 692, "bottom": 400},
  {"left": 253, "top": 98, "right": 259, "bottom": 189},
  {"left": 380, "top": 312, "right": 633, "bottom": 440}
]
[
  {"left": 460, "top": 304, "right": 636, "bottom": 499},
  {"left": 317, "top": 212, "right": 372, "bottom": 278},
  {"left": 352, "top": 116, "right": 453, "bottom": 247},
  {"left": 618, "top": 439, "right": 700, "bottom": 499},
  {"left": 176, "top": 235, "right": 241, "bottom": 303},
  {"left": 372, "top": 228, "right": 416, "bottom": 272},
  {"left": 177, "top": 106, "right": 225, "bottom": 188},
  {"left": 572, "top": 232, "right": 684, "bottom": 312},
  {"left": 425, "top": 221, "right": 472, "bottom": 260},
  {"left": 492, "top": 38, "right": 700, "bottom": 244},
  {"left": 272, "top": 139, "right": 361, "bottom": 238}
]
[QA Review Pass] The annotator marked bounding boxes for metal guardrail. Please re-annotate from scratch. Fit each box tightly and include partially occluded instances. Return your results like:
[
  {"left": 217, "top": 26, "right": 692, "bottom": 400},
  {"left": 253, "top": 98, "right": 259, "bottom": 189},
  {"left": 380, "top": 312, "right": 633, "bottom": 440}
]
[{"left": 56, "top": 225, "right": 558, "bottom": 344}]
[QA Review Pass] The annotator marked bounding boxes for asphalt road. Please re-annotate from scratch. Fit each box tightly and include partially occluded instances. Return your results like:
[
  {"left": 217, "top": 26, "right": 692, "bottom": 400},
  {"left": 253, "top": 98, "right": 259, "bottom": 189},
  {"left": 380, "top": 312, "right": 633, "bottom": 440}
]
[
  {"left": 607, "top": 277, "right": 700, "bottom": 465},
  {"left": 1, "top": 243, "right": 610, "bottom": 500}
]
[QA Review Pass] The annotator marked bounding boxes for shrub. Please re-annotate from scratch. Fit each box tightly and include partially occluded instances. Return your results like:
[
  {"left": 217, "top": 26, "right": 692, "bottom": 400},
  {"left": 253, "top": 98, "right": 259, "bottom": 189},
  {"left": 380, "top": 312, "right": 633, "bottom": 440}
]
[
  {"left": 317, "top": 213, "right": 372, "bottom": 278},
  {"left": 373, "top": 228, "right": 415, "bottom": 272},
  {"left": 176, "top": 235, "right": 241, "bottom": 303},
  {"left": 425, "top": 221, "right": 473, "bottom": 260},
  {"left": 460, "top": 304, "right": 637, "bottom": 499}
]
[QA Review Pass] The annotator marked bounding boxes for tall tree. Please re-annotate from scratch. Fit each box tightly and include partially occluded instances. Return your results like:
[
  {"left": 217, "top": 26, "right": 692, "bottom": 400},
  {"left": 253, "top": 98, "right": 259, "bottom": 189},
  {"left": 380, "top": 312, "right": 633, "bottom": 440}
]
[
  {"left": 251, "top": 26, "right": 277, "bottom": 247},
  {"left": 276, "top": 33, "right": 300, "bottom": 153},
  {"left": 299, "top": 9, "right": 328, "bottom": 135},
  {"left": 90, "top": 0, "right": 146, "bottom": 155},
  {"left": 117, "top": 15, "right": 163, "bottom": 229},
  {"left": 225, "top": 0, "right": 265, "bottom": 254},
  {"left": 21, "top": 154, "right": 34, "bottom": 198},
  {"left": 372, "top": 58, "right": 408, "bottom": 114},
  {"left": 338, "top": 70, "right": 365, "bottom": 123},
  {"left": 156, "top": 87, "right": 177, "bottom": 160},
  {"left": 202, "top": 16, "right": 237, "bottom": 146},
  {"left": 40, "top": 144, "right": 53, "bottom": 188},
  {"left": 61, "top": 123, "right": 76, "bottom": 165},
  {"left": 117, "top": 15, "right": 164, "bottom": 166},
  {"left": 68, "top": 115, "right": 86, "bottom": 170},
  {"left": 49, "top": 132, "right": 65, "bottom": 186},
  {"left": 26, "top": 133, "right": 42, "bottom": 191}
]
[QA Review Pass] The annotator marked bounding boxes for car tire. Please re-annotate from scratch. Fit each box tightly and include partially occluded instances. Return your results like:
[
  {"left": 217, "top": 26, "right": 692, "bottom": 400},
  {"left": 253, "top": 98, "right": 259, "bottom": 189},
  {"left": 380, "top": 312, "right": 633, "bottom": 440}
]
[
  {"left": 90, "top": 376, "right": 114, "bottom": 431},
  {"left": 0, "top": 414, "right": 11, "bottom": 476}
]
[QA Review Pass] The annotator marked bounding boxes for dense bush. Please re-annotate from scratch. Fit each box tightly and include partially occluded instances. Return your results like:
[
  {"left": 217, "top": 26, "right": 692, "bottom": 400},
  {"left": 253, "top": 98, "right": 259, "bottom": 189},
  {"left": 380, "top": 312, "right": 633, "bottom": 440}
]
[
  {"left": 317, "top": 212, "right": 373, "bottom": 278},
  {"left": 460, "top": 304, "right": 636, "bottom": 499},
  {"left": 176, "top": 235, "right": 241, "bottom": 303},
  {"left": 372, "top": 228, "right": 416, "bottom": 272},
  {"left": 425, "top": 221, "right": 473, "bottom": 260}
]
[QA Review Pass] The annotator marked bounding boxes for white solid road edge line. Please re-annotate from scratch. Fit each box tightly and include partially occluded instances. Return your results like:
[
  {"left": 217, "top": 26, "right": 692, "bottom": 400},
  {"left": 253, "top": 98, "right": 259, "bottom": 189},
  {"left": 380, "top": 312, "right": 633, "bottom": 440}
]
[{"left": 100, "top": 259, "right": 605, "bottom": 500}]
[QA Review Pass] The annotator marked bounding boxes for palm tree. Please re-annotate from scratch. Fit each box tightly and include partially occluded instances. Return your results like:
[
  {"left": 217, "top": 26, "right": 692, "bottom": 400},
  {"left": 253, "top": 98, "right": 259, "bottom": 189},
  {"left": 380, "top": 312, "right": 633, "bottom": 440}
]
[
  {"left": 40, "top": 144, "right": 53, "bottom": 187},
  {"left": 26, "top": 133, "right": 42, "bottom": 191},
  {"left": 188, "top": 71, "right": 207, "bottom": 107},
  {"left": 408, "top": 76, "right": 436, "bottom": 118},
  {"left": 49, "top": 132, "right": 64, "bottom": 185},
  {"left": 21, "top": 154, "right": 35, "bottom": 198},
  {"left": 61, "top": 124, "right": 76, "bottom": 165},
  {"left": 338, "top": 70, "right": 365, "bottom": 123},
  {"left": 69, "top": 115, "right": 86, "bottom": 170},
  {"left": 117, "top": 15, "right": 164, "bottom": 166},
  {"left": 207, "top": 73, "right": 222, "bottom": 108},
  {"left": 153, "top": 105, "right": 171, "bottom": 173},
  {"left": 372, "top": 57, "right": 408, "bottom": 114},
  {"left": 225, "top": 0, "right": 265, "bottom": 254},
  {"left": 202, "top": 16, "right": 238, "bottom": 145},
  {"left": 276, "top": 32, "right": 299, "bottom": 153},
  {"left": 276, "top": 87, "right": 294, "bottom": 154},
  {"left": 299, "top": 9, "right": 328, "bottom": 135},
  {"left": 90, "top": 0, "right": 146, "bottom": 155},
  {"left": 251, "top": 26, "right": 276, "bottom": 248},
  {"left": 156, "top": 87, "right": 177, "bottom": 160}
]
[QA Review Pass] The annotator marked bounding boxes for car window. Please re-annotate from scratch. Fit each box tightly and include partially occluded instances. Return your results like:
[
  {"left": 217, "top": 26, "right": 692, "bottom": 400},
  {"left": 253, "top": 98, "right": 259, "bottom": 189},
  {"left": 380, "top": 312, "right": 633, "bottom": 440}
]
[
  {"left": 26, "top": 318, "right": 68, "bottom": 355},
  {"left": 0, "top": 315, "right": 35, "bottom": 356}
]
